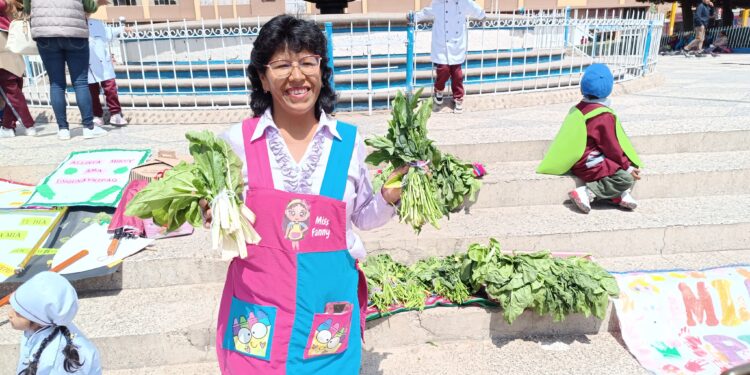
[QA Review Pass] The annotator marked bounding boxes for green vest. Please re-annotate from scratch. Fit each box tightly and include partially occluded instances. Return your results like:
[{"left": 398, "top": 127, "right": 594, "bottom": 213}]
[{"left": 536, "top": 106, "right": 642, "bottom": 175}]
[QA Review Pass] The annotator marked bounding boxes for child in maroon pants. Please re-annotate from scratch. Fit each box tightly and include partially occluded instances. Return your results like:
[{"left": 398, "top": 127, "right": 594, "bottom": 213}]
[
  {"left": 537, "top": 64, "right": 643, "bottom": 214},
  {"left": 415, "top": 0, "right": 485, "bottom": 114},
  {"left": 88, "top": 18, "right": 128, "bottom": 126}
]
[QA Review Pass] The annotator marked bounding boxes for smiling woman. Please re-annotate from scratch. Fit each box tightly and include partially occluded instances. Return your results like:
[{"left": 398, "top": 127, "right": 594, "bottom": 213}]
[{"left": 214, "top": 15, "right": 406, "bottom": 375}]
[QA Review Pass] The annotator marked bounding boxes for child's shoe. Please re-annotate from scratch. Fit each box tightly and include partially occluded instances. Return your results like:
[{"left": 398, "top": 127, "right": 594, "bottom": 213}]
[
  {"left": 24, "top": 126, "right": 37, "bottom": 137},
  {"left": 454, "top": 98, "right": 464, "bottom": 114},
  {"left": 433, "top": 91, "right": 444, "bottom": 105},
  {"left": 568, "top": 186, "right": 592, "bottom": 214},
  {"left": 110, "top": 113, "right": 128, "bottom": 126},
  {"left": 93, "top": 117, "right": 104, "bottom": 126},
  {"left": 0, "top": 127, "right": 15, "bottom": 138},
  {"left": 615, "top": 190, "right": 638, "bottom": 210}
]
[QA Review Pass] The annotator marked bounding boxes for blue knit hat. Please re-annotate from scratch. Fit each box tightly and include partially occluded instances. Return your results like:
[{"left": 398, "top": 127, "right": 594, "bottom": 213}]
[{"left": 581, "top": 63, "right": 613, "bottom": 99}]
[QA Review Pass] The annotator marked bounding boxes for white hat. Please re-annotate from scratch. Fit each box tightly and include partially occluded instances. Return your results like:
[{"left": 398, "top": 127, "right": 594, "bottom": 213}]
[{"left": 10, "top": 272, "right": 79, "bottom": 326}]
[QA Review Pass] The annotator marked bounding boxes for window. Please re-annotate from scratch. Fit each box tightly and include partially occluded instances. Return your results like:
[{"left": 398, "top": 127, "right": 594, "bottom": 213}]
[
  {"left": 112, "top": 0, "right": 139, "bottom": 5},
  {"left": 154, "top": 0, "right": 177, "bottom": 5}
]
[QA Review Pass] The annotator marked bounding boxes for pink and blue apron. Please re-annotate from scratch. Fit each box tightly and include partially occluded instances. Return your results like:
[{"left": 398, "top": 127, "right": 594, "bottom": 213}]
[{"left": 216, "top": 117, "right": 368, "bottom": 374}]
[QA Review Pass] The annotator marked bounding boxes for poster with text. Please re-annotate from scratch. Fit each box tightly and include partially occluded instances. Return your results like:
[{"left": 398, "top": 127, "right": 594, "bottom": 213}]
[
  {"left": 0, "top": 209, "right": 64, "bottom": 283},
  {"left": 613, "top": 266, "right": 750, "bottom": 374},
  {"left": 25, "top": 149, "right": 150, "bottom": 207},
  {"left": 0, "top": 179, "right": 35, "bottom": 209}
]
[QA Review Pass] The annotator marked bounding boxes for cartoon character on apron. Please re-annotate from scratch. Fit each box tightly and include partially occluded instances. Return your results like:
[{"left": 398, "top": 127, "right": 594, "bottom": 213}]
[
  {"left": 283, "top": 199, "right": 310, "bottom": 251},
  {"left": 216, "top": 117, "right": 368, "bottom": 374}
]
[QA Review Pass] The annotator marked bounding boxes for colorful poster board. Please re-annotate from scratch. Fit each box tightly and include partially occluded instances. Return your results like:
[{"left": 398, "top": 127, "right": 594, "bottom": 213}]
[
  {"left": 0, "top": 179, "right": 35, "bottom": 209},
  {"left": 613, "top": 266, "right": 750, "bottom": 374},
  {"left": 51, "top": 222, "right": 153, "bottom": 275},
  {"left": 0, "top": 209, "right": 64, "bottom": 283},
  {"left": 25, "top": 149, "right": 150, "bottom": 207}
]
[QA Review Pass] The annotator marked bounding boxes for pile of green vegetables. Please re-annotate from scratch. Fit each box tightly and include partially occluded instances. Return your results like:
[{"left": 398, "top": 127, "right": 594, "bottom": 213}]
[
  {"left": 366, "top": 90, "right": 481, "bottom": 233},
  {"left": 361, "top": 239, "right": 620, "bottom": 324},
  {"left": 126, "top": 131, "right": 260, "bottom": 258}
]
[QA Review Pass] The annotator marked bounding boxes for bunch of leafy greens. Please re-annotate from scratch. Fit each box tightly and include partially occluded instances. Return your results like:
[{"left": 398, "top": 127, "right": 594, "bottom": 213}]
[
  {"left": 361, "top": 254, "right": 429, "bottom": 314},
  {"left": 366, "top": 89, "right": 481, "bottom": 232},
  {"left": 362, "top": 239, "right": 620, "bottom": 324},
  {"left": 125, "top": 131, "right": 260, "bottom": 257},
  {"left": 409, "top": 254, "right": 472, "bottom": 304},
  {"left": 433, "top": 154, "right": 482, "bottom": 213}
]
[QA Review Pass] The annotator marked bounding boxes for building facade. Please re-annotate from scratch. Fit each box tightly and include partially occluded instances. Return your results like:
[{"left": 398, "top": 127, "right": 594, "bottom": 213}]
[{"left": 94, "top": 0, "right": 649, "bottom": 22}]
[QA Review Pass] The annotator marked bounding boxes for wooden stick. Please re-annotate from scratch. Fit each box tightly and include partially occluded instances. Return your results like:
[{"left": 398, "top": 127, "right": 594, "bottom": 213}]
[
  {"left": 0, "top": 250, "right": 89, "bottom": 308},
  {"left": 15, "top": 207, "right": 68, "bottom": 275}
]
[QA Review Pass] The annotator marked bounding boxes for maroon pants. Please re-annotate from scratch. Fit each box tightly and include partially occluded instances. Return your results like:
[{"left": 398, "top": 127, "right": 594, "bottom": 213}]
[
  {"left": 88, "top": 79, "right": 122, "bottom": 117},
  {"left": 434, "top": 63, "right": 465, "bottom": 101},
  {"left": 0, "top": 69, "right": 35, "bottom": 129}
]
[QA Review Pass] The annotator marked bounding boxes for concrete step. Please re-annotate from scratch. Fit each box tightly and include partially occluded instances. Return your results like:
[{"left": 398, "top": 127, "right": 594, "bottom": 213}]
[
  {"left": 4, "top": 250, "right": 746, "bottom": 373},
  {"left": 0, "top": 283, "right": 222, "bottom": 373},
  {"left": 106, "top": 333, "right": 646, "bottom": 375},
  {"left": 472, "top": 150, "right": 750, "bottom": 208},
  {"left": 361, "top": 194, "right": 750, "bottom": 264},
  {"left": 2, "top": 193, "right": 748, "bottom": 293}
]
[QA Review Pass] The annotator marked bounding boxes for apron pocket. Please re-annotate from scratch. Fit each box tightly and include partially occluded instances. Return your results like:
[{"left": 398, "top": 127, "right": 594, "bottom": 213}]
[
  {"left": 222, "top": 297, "right": 276, "bottom": 361},
  {"left": 303, "top": 302, "right": 353, "bottom": 359}
]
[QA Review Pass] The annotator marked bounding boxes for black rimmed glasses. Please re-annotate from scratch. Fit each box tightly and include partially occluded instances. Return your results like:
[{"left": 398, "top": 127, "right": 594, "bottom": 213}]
[{"left": 265, "top": 55, "right": 322, "bottom": 78}]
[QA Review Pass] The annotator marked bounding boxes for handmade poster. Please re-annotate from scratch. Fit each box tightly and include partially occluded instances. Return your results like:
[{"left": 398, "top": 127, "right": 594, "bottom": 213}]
[
  {"left": 613, "top": 266, "right": 750, "bottom": 374},
  {"left": 51, "top": 222, "right": 153, "bottom": 275},
  {"left": 25, "top": 149, "right": 150, "bottom": 207},
  {"left": 0, "top": 179, "right": 35, "bottom": 209},
  {"left": 0, "top": 209, "right": 64, "bottom": 283}
]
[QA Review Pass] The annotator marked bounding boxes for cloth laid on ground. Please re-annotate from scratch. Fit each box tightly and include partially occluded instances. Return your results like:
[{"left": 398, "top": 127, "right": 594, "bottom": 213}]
[
  {"left": 25, "top": 149, "right": 150, "bottom": 208},
  {"left": 0, "top": 209, "right": 64, "bottom": 283},
  {"left": 0, "top": 179, "right": 35, "bottom": 209},
  {"left": 365, "top": 295, "right": 498, "bottom": 322},
  {"left": 612, "top": 265, "right": 750, "bottom": 374}
]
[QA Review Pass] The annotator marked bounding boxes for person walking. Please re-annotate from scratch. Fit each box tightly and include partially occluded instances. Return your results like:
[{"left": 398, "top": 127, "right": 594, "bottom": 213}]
[
  {"left": 23, "top": 0, "right": 108, "bottom": 140},
  {"left": 683, "top": 0, "right": 712, "bottom": 56},
  {"left": 0, "top": 0, "right": 37, "bottom": 138}
]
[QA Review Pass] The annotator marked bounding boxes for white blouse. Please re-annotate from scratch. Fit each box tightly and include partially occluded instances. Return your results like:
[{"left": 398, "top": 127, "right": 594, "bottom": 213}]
[{"left": 221, "top": 109, "right": 395, "bottom": 259}]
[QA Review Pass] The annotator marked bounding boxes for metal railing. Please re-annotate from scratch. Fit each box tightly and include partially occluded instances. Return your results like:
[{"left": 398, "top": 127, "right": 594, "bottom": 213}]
[
  {"left": 22, "top": 10, "right": 663, "bottom": 113},
  {"left": 659, "top": 25, "right": 750, "bottom": 52}
]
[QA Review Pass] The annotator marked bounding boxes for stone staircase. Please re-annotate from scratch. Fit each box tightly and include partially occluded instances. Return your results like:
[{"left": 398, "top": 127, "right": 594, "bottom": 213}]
[{"left": 1, "top": 55, "right": 749, "bottom": 374}]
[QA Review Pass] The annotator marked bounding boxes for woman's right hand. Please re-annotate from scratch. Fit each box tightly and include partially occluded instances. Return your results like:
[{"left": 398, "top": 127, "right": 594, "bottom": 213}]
[{"left": 199, "top": 198, "right": 212, "bottom": 228}]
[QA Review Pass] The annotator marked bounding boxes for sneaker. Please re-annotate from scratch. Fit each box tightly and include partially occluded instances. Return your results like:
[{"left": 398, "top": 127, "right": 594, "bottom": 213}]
[
  {"left": 93, "top": 117, "right": 104, "bottom": 126},
  {"left": 433, "top": 91, "right": 444, "bottom": 105},
  {"left": 0, "top": 127, "right": 15, "bottom": 138},
  {"left": 24, "top": 126, "right": 37, "bottom": 137},
  {"left": 58, "top": 129, "right": 71, "bottom": 140},
  {"left": 618, "top": 190, "right": 638, "bottom": 210},
  {"left": 454, "top": 98, "right": 464, "bottom": 114},
  {"left": 109, "top": 113, "right": 128, "bottom": 126},
  {"left": 83, "top": 125, "right": 108, "bottom": 139},
  {"left": 695, "top": 52, "right": 706, "bottom": 58},
  {"left": 568, "top": 186, "right": 592, "bottom": 214}
]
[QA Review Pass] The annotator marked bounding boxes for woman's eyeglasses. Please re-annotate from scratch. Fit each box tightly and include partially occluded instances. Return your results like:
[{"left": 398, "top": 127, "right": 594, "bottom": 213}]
[{"left": 265, "top": 55, "right": 322, "bottom": 78}]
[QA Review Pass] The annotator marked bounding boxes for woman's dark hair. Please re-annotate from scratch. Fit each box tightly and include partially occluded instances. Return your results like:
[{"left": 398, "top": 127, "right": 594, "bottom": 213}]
[
  {"left": 18, "top": 326, "right": 83, "bottom": 375},
  {"left": 247, "top": 15, "right": 336, "bottom": 118}
]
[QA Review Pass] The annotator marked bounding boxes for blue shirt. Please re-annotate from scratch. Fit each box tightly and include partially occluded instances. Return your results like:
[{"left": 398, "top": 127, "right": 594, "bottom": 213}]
[{"left": 16, "top": 325, "right": 102, "bottom": 375}]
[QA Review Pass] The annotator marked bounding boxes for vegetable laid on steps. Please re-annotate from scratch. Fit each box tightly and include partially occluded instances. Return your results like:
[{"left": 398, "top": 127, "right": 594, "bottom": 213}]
[{"left": 125, "top": 131, "right": 261, "bottom": 258}]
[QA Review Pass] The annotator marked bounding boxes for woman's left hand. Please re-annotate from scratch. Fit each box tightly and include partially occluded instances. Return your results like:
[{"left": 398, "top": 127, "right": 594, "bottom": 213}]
[{"left": 381, "top": 166, "right": 409, "bottom": 205}]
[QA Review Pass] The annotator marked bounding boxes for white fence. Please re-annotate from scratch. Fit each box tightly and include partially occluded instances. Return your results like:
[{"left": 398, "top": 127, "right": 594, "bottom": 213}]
[{"left": 21, "top": 9, "right": 664, "bottom": 113}]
